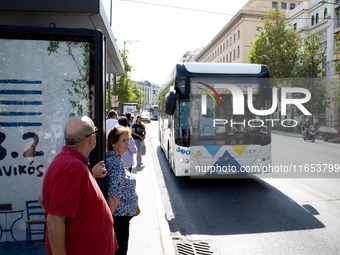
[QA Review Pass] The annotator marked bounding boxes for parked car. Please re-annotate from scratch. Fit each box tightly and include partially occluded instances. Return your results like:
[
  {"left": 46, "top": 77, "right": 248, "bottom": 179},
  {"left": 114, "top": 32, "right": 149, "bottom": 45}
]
[{"left": 140, "top": 112, "right": 151, "bottom": 123}]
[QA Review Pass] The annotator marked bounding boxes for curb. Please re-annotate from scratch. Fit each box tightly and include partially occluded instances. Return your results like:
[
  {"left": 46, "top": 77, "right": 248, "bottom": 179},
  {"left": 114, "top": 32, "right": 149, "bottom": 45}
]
[{"left": 146, "top": 138, "right": 176, "bottom": 255}]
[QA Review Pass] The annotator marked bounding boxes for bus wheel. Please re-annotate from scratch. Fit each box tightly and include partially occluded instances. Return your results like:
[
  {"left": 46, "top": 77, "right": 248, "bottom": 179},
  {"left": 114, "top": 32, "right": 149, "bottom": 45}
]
[
  {"left": 159, "top": 130, "right": 164, "bottom": 152},
  {"left": 167, "top": 143, "right": 174, "bottom": 173}
]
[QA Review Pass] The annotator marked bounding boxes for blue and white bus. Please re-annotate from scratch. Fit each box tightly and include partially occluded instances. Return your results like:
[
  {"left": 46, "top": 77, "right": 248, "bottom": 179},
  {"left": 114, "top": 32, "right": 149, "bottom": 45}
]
[
  {"left": 159, "top": 63, "right": 272, "bottom": 177},
  {"left": 151, "top": 104, "right": 159, "bottom": 120}
]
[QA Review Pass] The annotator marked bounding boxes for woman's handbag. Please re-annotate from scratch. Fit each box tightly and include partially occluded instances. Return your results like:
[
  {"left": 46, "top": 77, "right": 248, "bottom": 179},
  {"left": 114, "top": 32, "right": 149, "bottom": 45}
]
[
  {"left": 134, "top": 205, "right": 141, "bottom": 216},
  {"left": 139, "top": 140, "right": 146, "bottom": 155}
]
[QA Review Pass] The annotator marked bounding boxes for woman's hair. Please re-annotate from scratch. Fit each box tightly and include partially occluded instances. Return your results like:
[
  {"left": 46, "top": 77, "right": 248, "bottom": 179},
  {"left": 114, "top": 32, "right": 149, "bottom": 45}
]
[
  {"left": 136, "top": 116, "right": 145, "bottom": 129},
  {"left": 118, "top": 116, "right": 128, "bottom": 127},
  {"left": 107, "top": 126, "right": 131, "bottom": 150},
  {"left": 125, "top": 112, "right": 132, "bottom": 121}
]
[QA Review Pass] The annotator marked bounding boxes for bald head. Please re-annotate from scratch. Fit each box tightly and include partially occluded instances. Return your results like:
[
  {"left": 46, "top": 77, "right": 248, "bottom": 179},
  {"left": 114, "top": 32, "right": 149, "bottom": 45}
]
[{"left": 64, "top": 116, "right": 94, "bottom": 146}]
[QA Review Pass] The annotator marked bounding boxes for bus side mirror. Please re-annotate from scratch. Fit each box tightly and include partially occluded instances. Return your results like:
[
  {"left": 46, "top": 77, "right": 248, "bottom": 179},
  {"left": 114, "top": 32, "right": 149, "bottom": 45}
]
[{"left": 165, "top": 87, "right": 176, "bottom": 115}]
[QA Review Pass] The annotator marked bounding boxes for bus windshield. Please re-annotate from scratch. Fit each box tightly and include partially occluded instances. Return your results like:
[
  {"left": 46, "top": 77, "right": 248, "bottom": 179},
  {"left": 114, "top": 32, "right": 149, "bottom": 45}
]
[{"left": 182, "top": 77, "right": 271, "bottom": 146}]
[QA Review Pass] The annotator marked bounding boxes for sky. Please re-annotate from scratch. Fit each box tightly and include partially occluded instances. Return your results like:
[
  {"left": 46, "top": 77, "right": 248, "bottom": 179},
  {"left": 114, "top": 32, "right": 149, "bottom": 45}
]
[{"left": 112, "top": 0, "right": 249, "bottom": 86}]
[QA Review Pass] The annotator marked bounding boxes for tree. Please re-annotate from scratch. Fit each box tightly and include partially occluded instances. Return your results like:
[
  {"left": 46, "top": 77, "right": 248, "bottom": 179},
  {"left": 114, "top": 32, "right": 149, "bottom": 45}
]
[
  {"left": 294, "top": 33, "right": 326, "bottom": 78},
  {"left": 294, "top": 33, "right": 328, "bottom": 116},
  {"left": 248, "top": 6, "right": 301, "bottom": 78},
  {"left": 331, "top": 32, "right": 340, "bottom": 106},
  {"left": 249, "top": 7, "right": 328, "bottom": 118},
  {"left": 107, "top": 49, "right": 144, "bottom": 111}
]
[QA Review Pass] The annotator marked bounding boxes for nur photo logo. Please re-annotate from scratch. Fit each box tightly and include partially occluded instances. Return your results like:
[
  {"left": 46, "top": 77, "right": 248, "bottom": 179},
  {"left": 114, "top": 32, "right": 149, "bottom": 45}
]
[{"left": 198, "top": 82, "right": 312, "bottom": 128}]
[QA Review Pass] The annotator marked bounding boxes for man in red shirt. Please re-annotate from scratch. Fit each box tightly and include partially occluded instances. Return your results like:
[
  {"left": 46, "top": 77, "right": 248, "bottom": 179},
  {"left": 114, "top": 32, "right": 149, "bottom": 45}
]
[{"left": 42, "top": 116, "right": 118, "bottom": 255}]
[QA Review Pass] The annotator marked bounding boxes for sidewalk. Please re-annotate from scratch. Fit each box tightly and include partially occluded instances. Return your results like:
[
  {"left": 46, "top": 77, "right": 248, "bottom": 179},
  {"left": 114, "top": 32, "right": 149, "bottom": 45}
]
[
  {"left": 127, "top": 141, "right": 176, "bottom": 255},
  {"left": 1, "top": 141, "right": 176, "bottom": 255}
]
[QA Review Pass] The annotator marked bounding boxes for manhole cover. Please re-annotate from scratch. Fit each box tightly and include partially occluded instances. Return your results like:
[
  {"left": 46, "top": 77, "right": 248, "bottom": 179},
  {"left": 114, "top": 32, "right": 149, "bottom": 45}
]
[{"left": 176, "top": 241, "right": 214, "bottom": 255}]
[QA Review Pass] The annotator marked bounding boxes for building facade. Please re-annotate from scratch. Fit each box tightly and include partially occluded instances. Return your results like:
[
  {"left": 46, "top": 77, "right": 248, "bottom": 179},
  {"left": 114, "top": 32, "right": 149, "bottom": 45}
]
[
  {"left": 195, "top": 0, "right": 303, "bottom": 63},
  {"left": 288, "top": 0, "right": 339, "bottom": 117},
  {"left": 135, "top": 81, "right": 160, "bottom": 110},
  {"left": 181, "top": 48, "right": 204, "bottom": 63}
]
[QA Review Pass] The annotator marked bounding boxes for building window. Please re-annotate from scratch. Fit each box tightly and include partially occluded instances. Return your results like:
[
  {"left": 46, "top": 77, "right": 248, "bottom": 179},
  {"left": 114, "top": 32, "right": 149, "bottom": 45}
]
[
  {"left": 238, "top": 30, "right": 240, "bottom": 39},
  {"left": 223, "top": 43, "right": 225, "bottom": 51},
  {"left": 311, "top": 15, "right": 314, "bottom": 26},
  {"left": 233, "top": 34, "right": 236, "bottom": 43},
  {"left": 324, "top": 8, "right": 328, "bottom": 19},
  {"left": 316, "top": 13, "right": 319, "bottom": 24},
  {"left": 230, "top": 37, "right": 232, "bottom": 45},
  {"left": 223, "top": 56, "right": 225, "bottom": 62},
  {"left": 290, "top": 3, "right": 295, "bottom": 10},
  {"left": 272, "top": 2, "right": 278, "bottom": 8},
  {"left": 233, "top": 49, "right": 235, "bottom": 60},
  {"left": 230, "top": 52, "right": 232, "bottom": 62},
  {"left": 226, "top": 40, "right": 228, "bottom": 49},
  {"left": 294, "top": 23, "right": 297, "bottom": 30},
  {"left": 256, "top": 27, "right": 262, "bottom": 35},
  {"left": 281, "top": 2, "right": 287, "bottom": 9},
  {"left": 237, "top": 46, "right": 240, "bottom": 58},
  {"left": 226, "top": 54, "right": 228, "bottom": 63}
]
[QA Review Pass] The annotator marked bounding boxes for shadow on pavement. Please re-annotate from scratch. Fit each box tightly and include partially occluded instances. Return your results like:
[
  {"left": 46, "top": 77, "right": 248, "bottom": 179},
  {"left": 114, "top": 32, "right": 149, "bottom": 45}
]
[{"left": 156, "top": 146, "right": 325, "bottom": 236}]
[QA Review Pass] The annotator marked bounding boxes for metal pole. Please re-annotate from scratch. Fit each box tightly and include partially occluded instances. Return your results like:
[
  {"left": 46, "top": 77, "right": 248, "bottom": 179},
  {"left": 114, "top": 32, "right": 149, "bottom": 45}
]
[
  {"left": 107, "top": 73, "right": 111, "bottom": 111},
  {"left": 113, "top": 73, "right": 117, "bottom": 110},
  {"left": 311, "top": 56, "right": 314, "bottom": 125}
]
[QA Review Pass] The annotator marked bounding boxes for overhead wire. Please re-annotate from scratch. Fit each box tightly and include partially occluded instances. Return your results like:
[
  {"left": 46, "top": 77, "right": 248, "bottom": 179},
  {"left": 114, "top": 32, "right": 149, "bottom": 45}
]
[
  {"left": 120, "top": 0, "right": 235, "bottom": 16},
  {"left": 120, "top": 0, "right": 340, "bottom": 20}
]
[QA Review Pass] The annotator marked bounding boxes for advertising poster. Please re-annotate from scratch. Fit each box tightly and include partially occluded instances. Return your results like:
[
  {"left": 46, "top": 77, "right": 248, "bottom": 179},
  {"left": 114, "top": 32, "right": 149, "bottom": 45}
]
[{"left": 0, "top": 37, "right": 92, "bottom": 240}]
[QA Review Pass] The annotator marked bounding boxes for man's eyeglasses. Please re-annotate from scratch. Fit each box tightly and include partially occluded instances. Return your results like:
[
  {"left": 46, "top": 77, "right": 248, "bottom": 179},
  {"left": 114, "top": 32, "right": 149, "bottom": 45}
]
[{"left": 86, "top": 127, "right": 98, "bottom": 137}]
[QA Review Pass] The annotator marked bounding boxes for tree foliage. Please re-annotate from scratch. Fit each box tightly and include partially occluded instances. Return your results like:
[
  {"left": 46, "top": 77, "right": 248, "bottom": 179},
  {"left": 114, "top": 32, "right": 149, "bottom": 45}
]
[
  {"left": 331, "top": 32, "right": 340, "bottom": 106},
  {"left": 248, "top": 7, "right": 330, "bottom": 116},
  {"left": 107, "top": 49, "right": 144, "bottom": 111},
  {"left": 294, "top": 33, "right": 326, "bottom": 78},
  {"left": 248, "top": 6, "right": 301, "bottom": 78},
  {"left": 296, "top": 34, "right": 328, "bottom": 115}
]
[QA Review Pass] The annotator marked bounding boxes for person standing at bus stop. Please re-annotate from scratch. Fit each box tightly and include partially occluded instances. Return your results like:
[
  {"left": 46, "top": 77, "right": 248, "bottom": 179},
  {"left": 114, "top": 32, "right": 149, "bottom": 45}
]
[
  {"left": 42, "top": 116, "right": 118, "bottom": 255},
  {"left": 118, "top": 116, "right": 137, "bottom": 172},
  {"left": 106, "top": 110, "right": 118, "bottom": 137},
  {"left": 132, "top": 116, "right": 146, "bottom": 166},
  {"left": 106, "top": 126, "right": 139, "bottom": 255}
]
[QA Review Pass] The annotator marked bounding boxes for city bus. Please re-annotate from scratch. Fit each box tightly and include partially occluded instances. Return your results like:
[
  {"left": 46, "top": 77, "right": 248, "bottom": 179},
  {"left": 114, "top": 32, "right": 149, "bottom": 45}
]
[
  {"left": 150, "top": 104, "right": 159, "bottom": 120},
  {"left": 159, "top": 63, "right": 272, "bottom": 177}
]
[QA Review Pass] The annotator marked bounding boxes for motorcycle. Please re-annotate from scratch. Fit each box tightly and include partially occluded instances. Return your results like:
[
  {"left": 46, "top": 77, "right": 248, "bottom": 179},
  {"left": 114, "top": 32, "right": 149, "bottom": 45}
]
[{"left": 301, "top": 124, "right": 316, "bottom": 142}]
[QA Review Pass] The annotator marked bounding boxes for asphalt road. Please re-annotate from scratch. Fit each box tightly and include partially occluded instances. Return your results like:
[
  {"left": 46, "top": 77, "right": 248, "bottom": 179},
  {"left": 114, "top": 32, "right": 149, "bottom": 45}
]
[{"left": 145, "top": 121, "right": 340, "bottom": 255}]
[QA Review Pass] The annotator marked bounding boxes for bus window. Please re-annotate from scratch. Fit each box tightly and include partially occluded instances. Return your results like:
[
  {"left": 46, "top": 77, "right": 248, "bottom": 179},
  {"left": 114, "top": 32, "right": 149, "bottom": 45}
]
[{"left": 174, "top": 99, "right": 190, "bottom": 147}]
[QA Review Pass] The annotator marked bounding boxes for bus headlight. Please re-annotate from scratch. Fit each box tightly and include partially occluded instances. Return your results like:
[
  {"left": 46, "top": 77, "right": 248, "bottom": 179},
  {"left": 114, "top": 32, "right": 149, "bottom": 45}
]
[{"left": 179, "top": 157, "right": 189, "bottom": 164}]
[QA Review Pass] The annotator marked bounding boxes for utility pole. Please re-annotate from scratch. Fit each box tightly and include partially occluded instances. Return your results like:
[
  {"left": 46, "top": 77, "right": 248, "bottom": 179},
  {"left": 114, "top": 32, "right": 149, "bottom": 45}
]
[{"left": 311, "top": 56, "right": 314, "bottom": 125}]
